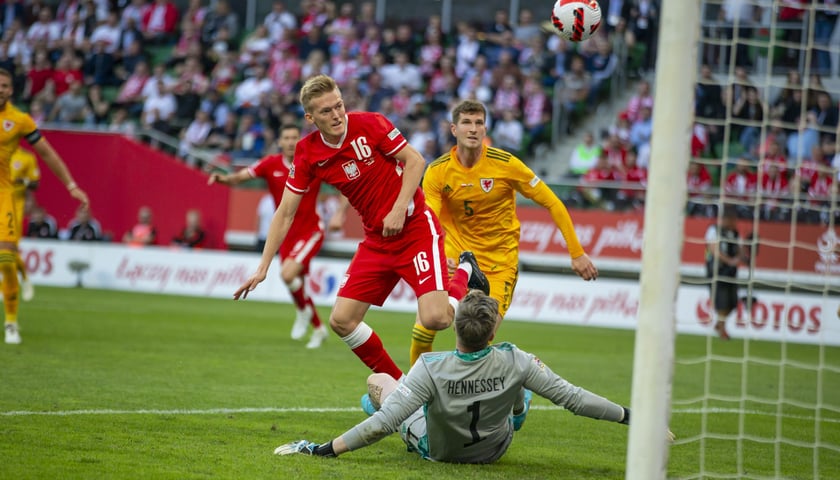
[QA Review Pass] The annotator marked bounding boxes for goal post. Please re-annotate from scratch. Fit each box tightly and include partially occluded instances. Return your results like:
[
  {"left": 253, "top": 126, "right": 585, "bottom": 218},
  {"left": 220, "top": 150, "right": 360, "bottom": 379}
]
[{"left": 625, "top": 0, "right": 701, "bottom": 478}]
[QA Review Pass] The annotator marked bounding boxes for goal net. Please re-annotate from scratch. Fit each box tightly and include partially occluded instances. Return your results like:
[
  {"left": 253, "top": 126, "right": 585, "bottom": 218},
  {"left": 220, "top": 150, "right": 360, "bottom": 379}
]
[{"left": 665, "top": 0, "right": 840, "bottom": 478}]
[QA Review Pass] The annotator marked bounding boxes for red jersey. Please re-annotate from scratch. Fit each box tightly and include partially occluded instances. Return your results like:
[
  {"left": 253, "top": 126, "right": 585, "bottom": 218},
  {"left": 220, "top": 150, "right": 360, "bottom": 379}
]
[
  {"left": 687, "top": 166, "right": 712, "bottom": 194},
  {"left": 250, "top": 154, "right": 322, "bottom": 236},
  {"left": 725, "top": 170, "right": 758, "bottom": 197},
  {"left": 288, "top": 112, "right": 424, "bottom": 241},
  {"left": 760, "top": 172, "right": 789, "bottom": 198}
]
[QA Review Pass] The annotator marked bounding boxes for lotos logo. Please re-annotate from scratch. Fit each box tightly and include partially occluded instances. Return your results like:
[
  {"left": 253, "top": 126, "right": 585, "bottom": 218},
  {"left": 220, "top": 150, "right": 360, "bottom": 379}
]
[
  {"left": 695, "top": 296, "right": 821, "bottom": 334},
  {"left": 307, "top": 267, "right": 338, "bottom": 297}
]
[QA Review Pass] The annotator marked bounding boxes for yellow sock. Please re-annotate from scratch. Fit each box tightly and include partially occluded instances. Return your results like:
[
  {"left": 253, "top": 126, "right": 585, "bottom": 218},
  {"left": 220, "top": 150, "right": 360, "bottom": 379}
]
[
  {"left": 0, "top": 251, "right": 19, "bottom": 324},
  {"left": 409, "top": 323, "right": 437, "bottom": 366},
  {"left": 15, "top": 253, "right": 27, "bottom": 282}
]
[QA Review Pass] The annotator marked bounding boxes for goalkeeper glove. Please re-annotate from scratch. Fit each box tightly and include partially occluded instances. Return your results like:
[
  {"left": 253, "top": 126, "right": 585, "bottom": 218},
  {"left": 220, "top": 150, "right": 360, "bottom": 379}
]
[{"left": 274, "top": 440, "right": 336, "bottom": 457}]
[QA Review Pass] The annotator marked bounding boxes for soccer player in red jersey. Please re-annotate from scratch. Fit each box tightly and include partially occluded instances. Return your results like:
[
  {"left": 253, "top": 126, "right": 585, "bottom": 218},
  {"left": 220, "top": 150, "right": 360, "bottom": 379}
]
[
  {"left": 210, "top": 124, "right": 330, "bottom": 349},
  {"left": 234, "top": 74, "right": 487, "bottom": 379}
]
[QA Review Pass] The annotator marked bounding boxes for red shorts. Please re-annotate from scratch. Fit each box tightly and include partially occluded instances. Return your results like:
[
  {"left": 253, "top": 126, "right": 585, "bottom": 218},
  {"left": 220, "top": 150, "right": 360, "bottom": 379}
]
[
  {"left": 279, "top": 228, "right": 324, "bottom": 275},
  {"left": 338, "top": 210, "right": 448, "bottom": 306}
]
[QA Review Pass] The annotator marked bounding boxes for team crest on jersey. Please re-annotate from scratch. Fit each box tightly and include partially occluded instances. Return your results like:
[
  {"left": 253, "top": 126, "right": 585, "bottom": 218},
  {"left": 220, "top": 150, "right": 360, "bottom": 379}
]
[
  {"left": 442, "top": 184, "right": 452, "bottom": 194},
  {"left": 2, "top": 120, "right": 14, "bottom": 131},
  {"left": 342, "top": 160, "right": 360, "bottom": 180},
  {"left": 480, "top": 178, "right": 494, "bottom": 193}
]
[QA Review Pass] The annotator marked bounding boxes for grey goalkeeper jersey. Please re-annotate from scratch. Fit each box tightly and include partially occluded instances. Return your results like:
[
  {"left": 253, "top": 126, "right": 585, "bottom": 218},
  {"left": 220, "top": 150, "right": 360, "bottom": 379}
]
[{"left": 341, "top": 342, "right": 626, "bottom": 463}]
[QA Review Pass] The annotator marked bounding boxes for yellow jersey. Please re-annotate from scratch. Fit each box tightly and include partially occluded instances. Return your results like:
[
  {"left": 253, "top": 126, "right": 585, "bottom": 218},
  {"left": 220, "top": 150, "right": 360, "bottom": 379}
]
[
  {"left": 423, "top": 145, "right": 585, "bottom": 274},
  {"left": 10, "top": 148, "right": 40, "bottom": 201},
  {"left": 0, "top": 102, "right": 40, "bottom": 191}
]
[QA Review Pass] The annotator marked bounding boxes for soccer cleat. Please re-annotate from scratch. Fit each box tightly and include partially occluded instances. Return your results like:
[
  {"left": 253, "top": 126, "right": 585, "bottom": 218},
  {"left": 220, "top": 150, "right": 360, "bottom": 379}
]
[
  {"left": 458, "top": 251, "right": 490, "bottom": 295},
  {"left": 291, "top": 307, "right": 312, "bottom": 340},
  {"left": 305, "top": 326, "right": 328, "bottom": 349},
  {"left": 274, "top": 440, "right": 320, "bottom": 456},
  {"left": 360, "top": 393, "right": 377, "bottom": 416},
  {"left": 513, "top": 389, "right": 532, "bottom": 431},
  {"left": 21, "top": 280, "right": 34, "bottom": 302},
  {"left": 714, "top": 321, "right": 730, "bottom": 341},
  {"left": 4, "top": 323, "right": 21, "bottom": 345}
]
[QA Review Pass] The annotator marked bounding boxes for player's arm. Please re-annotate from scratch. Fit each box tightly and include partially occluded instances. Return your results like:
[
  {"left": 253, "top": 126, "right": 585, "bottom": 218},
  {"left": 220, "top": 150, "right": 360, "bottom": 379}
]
[
  {"left": 234, "top": 187, "right": 303, "bottom": 299},
  {"left": 207, "top": 167, "right": 253, "bottom": 186},
  {"left": 522, "top": 175, "right": 597, "bottom": 281},
  {"left": 383, "top": 144, "right": 426, "bottom": 237},
  {"left": 29, "top": 134, "right": 89, "bottom": 208},
  {"left": 274, "top": 362, "right": 433, "bottom": 458}
]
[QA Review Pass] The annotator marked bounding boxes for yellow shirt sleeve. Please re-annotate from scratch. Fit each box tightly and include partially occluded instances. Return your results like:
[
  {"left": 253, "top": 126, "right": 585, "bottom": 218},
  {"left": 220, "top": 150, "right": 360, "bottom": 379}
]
[{"left": 511, "top": 157, "right": 586, "bottom": 259}]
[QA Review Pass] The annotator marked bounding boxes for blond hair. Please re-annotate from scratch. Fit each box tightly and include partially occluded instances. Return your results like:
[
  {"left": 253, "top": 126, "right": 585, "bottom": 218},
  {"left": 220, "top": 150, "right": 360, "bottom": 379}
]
[{"left": 299, "top": 74, "right": 339, "bottom": 113}]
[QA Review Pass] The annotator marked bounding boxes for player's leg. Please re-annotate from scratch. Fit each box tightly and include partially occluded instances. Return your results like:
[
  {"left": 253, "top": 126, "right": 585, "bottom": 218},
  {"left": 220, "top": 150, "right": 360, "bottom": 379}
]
[
  {"left": 331, "top": 297, "right": 403, "bottom": 380},
  {"left": 280, "top": 233, "right": 324, "bottom": 341},
  {"left": 713, "top": 281, "right": 736, "bottom": 340},
  {"left": 1, "top": 192, "right": 21, "bottom": 344},
  {"left": 361, "top": 372, "right": 399, "bottom": 415},
  {"left": 16, "top": 252, "right": 33, "bottom": 302},
  {"left": 334, "top": 245, "right": 404, "bottom": 379}
]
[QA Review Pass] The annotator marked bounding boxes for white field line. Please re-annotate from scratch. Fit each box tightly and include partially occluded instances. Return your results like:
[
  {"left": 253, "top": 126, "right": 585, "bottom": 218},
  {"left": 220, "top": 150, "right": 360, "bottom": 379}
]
[{"left": 1, "top": 406, "right": 838, "bottom": 424}]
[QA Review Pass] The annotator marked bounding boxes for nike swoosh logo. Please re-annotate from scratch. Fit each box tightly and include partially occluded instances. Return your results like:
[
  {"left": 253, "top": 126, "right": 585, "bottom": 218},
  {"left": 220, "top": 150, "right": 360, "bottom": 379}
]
[
  {"left": 418, "top": 276, "right": 432, "bottom": 285},
  {"left": 317, "top": 160, "right": 329, "bottom": 166}
]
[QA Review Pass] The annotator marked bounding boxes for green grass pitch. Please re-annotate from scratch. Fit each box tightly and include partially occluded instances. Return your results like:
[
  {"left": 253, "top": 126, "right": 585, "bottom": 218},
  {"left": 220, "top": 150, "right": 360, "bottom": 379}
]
[{"left": 1, "top": 287, "right": 837, "bottom": 479}]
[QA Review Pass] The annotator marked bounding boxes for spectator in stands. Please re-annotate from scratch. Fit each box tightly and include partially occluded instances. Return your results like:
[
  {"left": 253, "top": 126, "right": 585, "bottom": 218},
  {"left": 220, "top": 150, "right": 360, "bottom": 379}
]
[
  {"left": 27, "top": 205, "right": 59, "bottom": 239},
  {"left": 67, "top": 205, "right": 103, "bottom": 241},
  {"left": 121, "top": 0, "right": 149, "bottom": 30},
  {"left": 616, "top": 148, "right": 647, "bottom": 210},
  {"left": 629, "top": 105, "right": 653, "bottom": 150},
  {"left": 588, "top": 41, "right": 618, "bottom": 106},
  {"left": 118, "top": 38, "right": 149, "bottom": 79},
  {"left": 233, "top": 65, "right": 272, "bottom": 113},
  {"left": 732, "top": 86, "right": 765, "bottom": 155},
  {"left": 24, "top": 51, "right": 53, "bottom": 102},
  {"left": 141, "top": 78, "right": 177, "bottom": 133},
  {"left": 48, "top": 80, "right": 90, "bottom": 125},
  {"left": 568, "top": 131, "right": 601, "bottom": 178},
  {"left": 803, "top": 164, "right": 835, "bottom": 223},
  {"left": 205, "top": 110, "right": 238, "bottom": 152},
  {"left": 264, "top": 1, "right": 297, "bottom": 43},
  {"left": 114, "top": 59, "right": 149, "bottom": 115},
  {"left": 179, "top": 108, "right": 213, "bottom": 161},
  {"left": 518, "top": 35, "right": 551, "bottom": 78},
  {"left": 380, "top": 51, "right": 422, "bottom": 92},
  {"left": 686, "top": 161, "right": 713, "bottom": 217},
  {"left": 239, "top": 24, "right": 272, "bottom": 68},
  {"left": 492, "top": 109, "right": 524, "bottom": 154},
  {"left": 27, "top": 7, "right": 61, "bottom": 51},
  {"left": 724, "top": 157, "right": 758, "bottom": 217},
  {"left": 454, "top": 23, "right": 480, "bottom": 78},
  {"left": 142, "top": 0, "right": 179, "bottom": 45},
  {"left": 181, "top": 0, "right": 208, "bottom": 28},
  {"left": 514, "top": 8, "right": 542, "bottom": 45},
  {"left": 51, "top": 53, "right": 84, "bottom": 99},
  {"left": 201, "top": 0, "right": 237, "bottom": 48},
  {"left": 231, "top": 112, "right": 268, "bottom": 161},
  {"left": 786, "top": 113, "right": 821, "bottom": 164},
  {"left": 579, "top": 150, "right": 621, "bottom": 209},
  {"left": 625, "top": 80, "right": 654, "bottom": 123},
  {"left": 561, "top": 55, "right": 592, "bottom": 123},
  {"left": 123, "top": 206, "right": 156, "bottom": 246},
  {"left": 87, "top": 9, "right": 122, "bottom": 84},
  {"left": 759, "top": 162, "right": 791, "bottom": 221},
  {"left": 490, "top": 74, "right": 521, "bottom": 122},
  {"left": 521, "top": 72, "right": 550, "bottom": 153},
  {"left": 172, "top": 208, "right": 206, "bottom": 249},
  {"left": 86, "top": 84, "right": 110, "bottom": 125},
  {"left": 108, "top": 107, "right": 137, "bottom": 136},
  {"left": 811, "top": 92, "right": 839, "bottom": 136},
  {"left": 408, "top": 116, "right": 437, "bottom": 164},
  {"left": 168, "top": 18, "right": 202, "bottom": 67}
]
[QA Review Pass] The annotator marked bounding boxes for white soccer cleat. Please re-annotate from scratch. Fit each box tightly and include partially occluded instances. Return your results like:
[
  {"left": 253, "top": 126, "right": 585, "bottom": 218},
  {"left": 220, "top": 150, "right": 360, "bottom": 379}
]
[
  {"left": 306, "top": 325, "right": 328, "bottom": 349},
  {"left": 291, "top": 307, "right": 312, "bottom": 340},
  {"left": 4, "top": 323, "right": 21, "bottom": 344},
  {"left": 21, "top": 280, "right": 34, "bottom": 302}
]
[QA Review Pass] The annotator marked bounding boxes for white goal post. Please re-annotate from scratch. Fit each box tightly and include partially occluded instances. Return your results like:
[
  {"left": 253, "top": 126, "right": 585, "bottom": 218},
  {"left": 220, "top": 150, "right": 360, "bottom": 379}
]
[{"left": 625, "top": 0, "right": 701, "bottom": 478}]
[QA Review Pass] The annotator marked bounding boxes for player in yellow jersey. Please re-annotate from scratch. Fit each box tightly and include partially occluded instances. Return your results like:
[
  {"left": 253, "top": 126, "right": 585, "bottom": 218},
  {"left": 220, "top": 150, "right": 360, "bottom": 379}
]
[
  {"left": 9, "top": 147, "right": 40, "bottom": 301},
  {"left": 0, "top": 68, "right": 89, "bottom": 345},
  {"left": 410, "top": 100, "right": 598, "bottom": 364}
]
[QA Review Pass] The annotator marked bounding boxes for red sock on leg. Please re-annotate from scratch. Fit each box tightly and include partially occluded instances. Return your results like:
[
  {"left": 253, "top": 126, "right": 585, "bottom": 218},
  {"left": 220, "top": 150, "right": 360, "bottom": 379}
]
[
  {"left": 448, "top": 268, "right": 469, "bottom": 301},
  {"left": 305, "top": 298, "right": 322, "bottom": 328},
  {"left": 342, "top": 322, "right": 403, "bottom": 380}
]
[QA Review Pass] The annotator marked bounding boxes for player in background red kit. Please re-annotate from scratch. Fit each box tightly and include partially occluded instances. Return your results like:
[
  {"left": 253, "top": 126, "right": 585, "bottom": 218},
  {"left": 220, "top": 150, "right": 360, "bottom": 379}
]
[
  {"left": 234, "top": 74, "right": 488, "bottom": 380},
  {"left": 210, "top": 124, "right": 330, "bottom": 349}
]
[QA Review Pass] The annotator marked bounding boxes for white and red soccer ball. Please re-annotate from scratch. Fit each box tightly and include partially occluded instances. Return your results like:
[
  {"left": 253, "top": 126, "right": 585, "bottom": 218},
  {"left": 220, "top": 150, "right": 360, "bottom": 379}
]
[{"left": 551, "top": 0, "right": 603, "bottom": 42}]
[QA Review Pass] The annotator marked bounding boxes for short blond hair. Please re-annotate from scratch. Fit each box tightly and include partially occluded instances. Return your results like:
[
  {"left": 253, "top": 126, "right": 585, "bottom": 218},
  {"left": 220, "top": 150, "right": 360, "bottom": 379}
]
[{"left": 299, "top": 74, "right": 339, "bottom": 113}]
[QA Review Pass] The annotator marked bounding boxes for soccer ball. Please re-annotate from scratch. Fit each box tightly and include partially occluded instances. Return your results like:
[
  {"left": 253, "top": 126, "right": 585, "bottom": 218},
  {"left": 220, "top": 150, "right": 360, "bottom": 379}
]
[{"left": 550, "top": 0, "right": 603, "bottom": 42}]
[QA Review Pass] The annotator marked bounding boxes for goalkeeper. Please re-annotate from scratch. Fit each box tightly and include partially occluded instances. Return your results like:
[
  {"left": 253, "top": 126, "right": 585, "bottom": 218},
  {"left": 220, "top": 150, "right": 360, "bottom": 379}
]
[{"left": 276, "top": 290, "right": 638, "bottom": 464}]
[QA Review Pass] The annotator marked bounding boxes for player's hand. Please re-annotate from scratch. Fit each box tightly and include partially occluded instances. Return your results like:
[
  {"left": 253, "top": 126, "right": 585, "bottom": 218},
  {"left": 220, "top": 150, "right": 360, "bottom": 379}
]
[
  {"left": 571, "top": 253, "right": 598, "bottom": 281},
  {"left": 207, "top": 173, "right": 223, "bottom": 185},
  {"left": 381, "top": 209, "right": 406, "bottom": 237},
  {"left": 274, "top": 440, "right": 335, "bottom": 457},
  {"left": 234, "top": 269, "right": 267, "bottom": 300},
  {"left": 70, "top": 187, "right": 90, "bottom": 209},
  {"left": 446, "top": 258, "right": 456, "bottom": 276}
]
